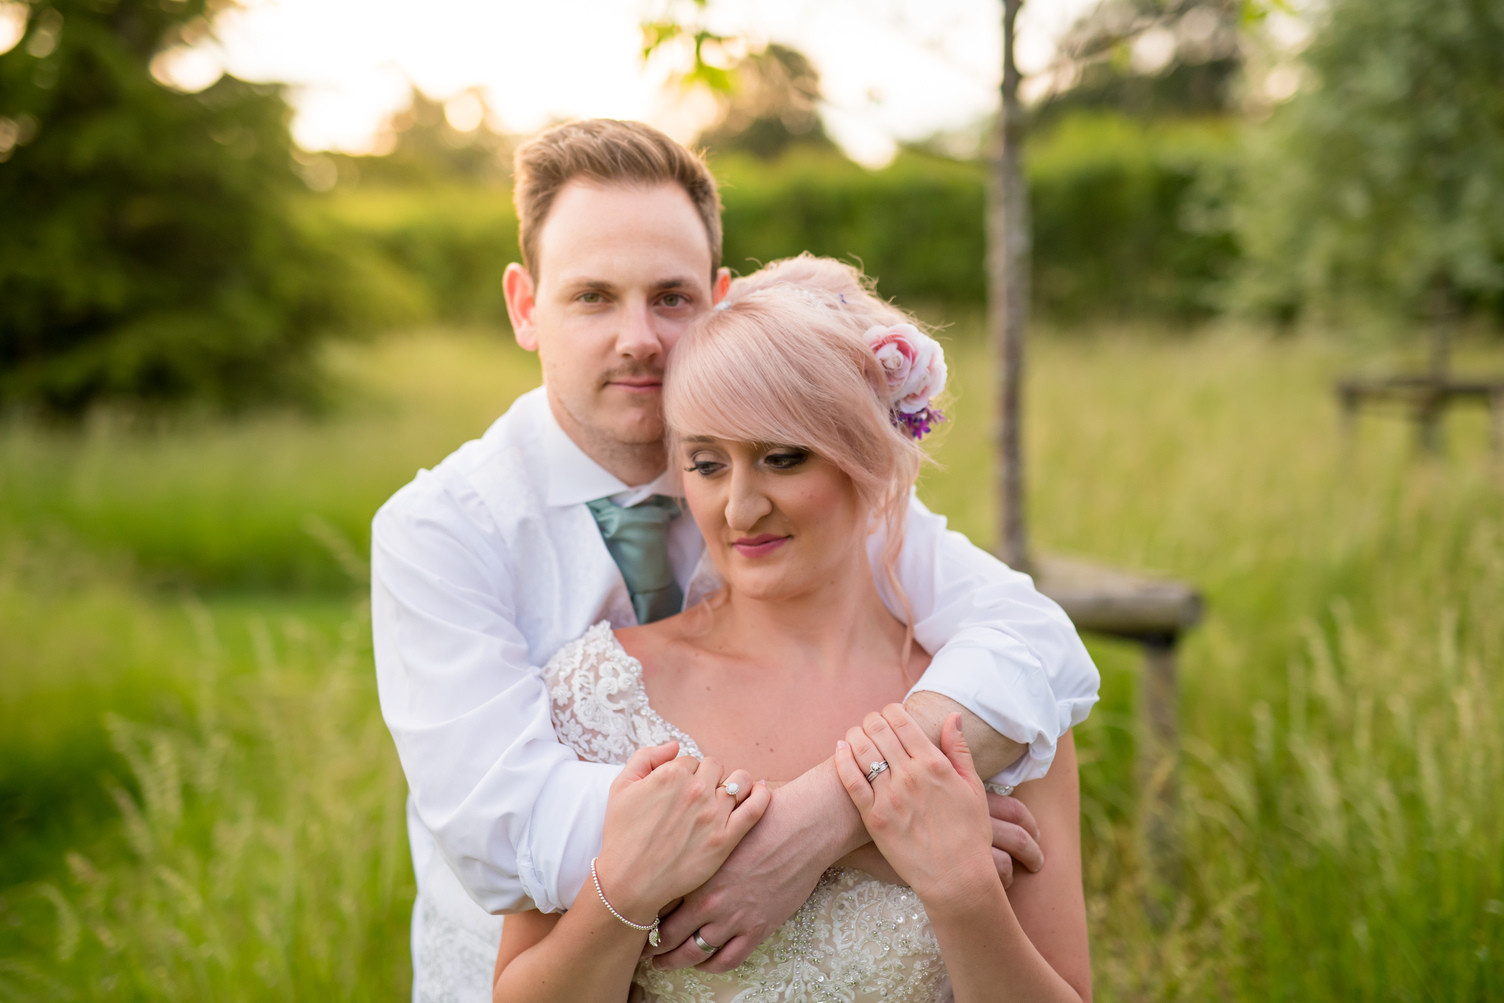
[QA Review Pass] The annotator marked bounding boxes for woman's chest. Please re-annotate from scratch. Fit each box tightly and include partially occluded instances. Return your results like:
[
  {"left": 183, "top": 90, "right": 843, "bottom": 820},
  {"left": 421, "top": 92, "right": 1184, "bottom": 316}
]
[{"left": 644, "top": 666, "right": 909, "bottom": 781}]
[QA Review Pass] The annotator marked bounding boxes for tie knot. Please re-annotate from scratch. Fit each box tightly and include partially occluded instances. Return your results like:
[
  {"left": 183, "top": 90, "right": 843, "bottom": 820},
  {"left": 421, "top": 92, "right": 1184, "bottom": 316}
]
[
  {"left": 586, "top": 496, "right": 684, "bottom": 624},
  {"left": 585, "top": 495, "right": 681, "bottom": 536}
]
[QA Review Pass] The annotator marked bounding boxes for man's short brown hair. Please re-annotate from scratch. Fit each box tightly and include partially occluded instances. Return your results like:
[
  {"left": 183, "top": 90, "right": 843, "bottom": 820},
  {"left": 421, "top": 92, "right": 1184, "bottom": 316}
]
[{"left": 512, "top": 119, "right": 723, "bottom": 282}]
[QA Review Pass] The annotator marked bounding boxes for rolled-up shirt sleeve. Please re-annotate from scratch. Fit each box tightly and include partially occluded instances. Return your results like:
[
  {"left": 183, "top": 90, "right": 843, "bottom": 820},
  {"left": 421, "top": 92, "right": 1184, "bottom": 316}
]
[
  {"left": 372, "top": 475, "right": 616, "bottom": 916},
  {"left": 888, "top": 493, "right": 1099, "bottom": 786}
]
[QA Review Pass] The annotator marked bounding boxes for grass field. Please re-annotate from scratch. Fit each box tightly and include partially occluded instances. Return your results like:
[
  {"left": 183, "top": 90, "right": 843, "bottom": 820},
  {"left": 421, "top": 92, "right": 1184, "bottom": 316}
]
[{"left": 2, "top": 322, "right": 1501, "bottom": 1000}]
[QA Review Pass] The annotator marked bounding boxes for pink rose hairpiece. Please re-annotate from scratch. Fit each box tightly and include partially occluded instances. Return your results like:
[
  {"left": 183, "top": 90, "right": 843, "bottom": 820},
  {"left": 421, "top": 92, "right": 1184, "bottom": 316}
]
[{"left": 863, "top": 323, "right": 948, "bottom": 440}]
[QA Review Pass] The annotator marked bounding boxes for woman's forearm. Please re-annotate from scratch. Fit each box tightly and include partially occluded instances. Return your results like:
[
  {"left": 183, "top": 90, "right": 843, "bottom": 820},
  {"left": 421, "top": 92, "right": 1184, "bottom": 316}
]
[
  {"left": 923, "top": 871, "right": 1084, "bottom": 1003},
  {"left": 491, "top": 878, "right": 649, "bottom": 1003}
]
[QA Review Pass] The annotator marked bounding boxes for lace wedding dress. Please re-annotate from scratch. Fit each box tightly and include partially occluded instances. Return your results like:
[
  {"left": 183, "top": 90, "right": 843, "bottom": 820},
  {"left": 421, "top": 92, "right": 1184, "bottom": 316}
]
[{"left": 545, "top": 622, "right": 954, "bottom": 1003}]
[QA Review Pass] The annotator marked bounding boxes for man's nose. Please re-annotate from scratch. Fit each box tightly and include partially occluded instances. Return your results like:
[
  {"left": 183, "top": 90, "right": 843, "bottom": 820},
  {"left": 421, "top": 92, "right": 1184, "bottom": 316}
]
[
  {"left": 615, "top": 298, "right": 666, "bottom": 359},
  {"left": 725, "top": 468, "right": 773, "bottom": 531}
]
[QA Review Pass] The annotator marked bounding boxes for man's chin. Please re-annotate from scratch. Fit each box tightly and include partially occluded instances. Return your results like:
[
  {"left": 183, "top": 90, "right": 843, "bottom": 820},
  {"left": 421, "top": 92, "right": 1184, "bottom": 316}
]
[{"left": 605, "top": 414, "right": 667, "bottom": 446}]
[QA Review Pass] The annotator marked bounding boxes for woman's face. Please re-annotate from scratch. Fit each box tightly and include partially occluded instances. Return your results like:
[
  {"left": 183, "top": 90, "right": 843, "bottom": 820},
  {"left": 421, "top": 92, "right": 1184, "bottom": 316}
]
[{"left": 679, "top": 435, "right": 869, "bottom": 603}]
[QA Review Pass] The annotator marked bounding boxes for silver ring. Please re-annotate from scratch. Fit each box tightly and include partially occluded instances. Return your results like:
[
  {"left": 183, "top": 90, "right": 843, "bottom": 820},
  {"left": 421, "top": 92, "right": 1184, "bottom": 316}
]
[
  {"left": 719, "top": 780, "right": 740, "bottom": 798},
  {"left": 865, "top": 760, "right": 889, "bottom": 783},
  {"left": 693, "top": 931, "right": 720, "bottom": 954}
]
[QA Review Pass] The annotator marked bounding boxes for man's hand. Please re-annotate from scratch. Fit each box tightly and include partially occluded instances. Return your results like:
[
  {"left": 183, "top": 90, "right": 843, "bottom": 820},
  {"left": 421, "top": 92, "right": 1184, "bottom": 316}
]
[
  {"left": 644, "top": 760, "right": 864, "bottom": 973},
  {"left": 987, "top": 789, "right": 1044, "bottom": 887}
]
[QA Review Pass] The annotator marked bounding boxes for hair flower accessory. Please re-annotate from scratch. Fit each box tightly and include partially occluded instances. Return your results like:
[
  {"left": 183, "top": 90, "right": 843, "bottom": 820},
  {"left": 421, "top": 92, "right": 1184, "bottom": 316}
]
[{"left": 863, "top": 323, "right": 948, "bottom": 440}]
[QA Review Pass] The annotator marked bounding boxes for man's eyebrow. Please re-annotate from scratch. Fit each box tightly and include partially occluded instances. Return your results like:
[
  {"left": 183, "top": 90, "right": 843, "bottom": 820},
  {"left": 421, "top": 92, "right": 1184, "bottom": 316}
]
[
  {"left": 652, "top": 277, "right": 699, "bottom": 292},
  {"left": 556, "top": 276, "right": 617, "bottom": 292}
]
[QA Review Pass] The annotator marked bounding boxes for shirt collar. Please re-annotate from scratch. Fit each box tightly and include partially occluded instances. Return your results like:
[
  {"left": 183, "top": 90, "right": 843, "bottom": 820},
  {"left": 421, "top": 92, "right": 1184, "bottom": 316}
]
[{"left": 536, "top": 391, "right": 683, "bottom": 507}]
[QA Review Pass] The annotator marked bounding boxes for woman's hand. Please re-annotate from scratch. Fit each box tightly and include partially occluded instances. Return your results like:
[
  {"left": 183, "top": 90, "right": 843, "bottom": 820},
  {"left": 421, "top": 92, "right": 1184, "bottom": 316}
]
[
  {"left": 834, "top": 706, "right": 998, "bottom": 905},
  {"left": 838, "top": 788, "right": 1044, "bottom": 889},
  {"left": 594, "top": 742, "right": 771, "bottom": 927}
]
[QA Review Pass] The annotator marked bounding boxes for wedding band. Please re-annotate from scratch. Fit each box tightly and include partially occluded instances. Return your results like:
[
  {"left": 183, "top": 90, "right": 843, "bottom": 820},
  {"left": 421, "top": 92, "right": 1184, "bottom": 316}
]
[
  {"left": 693, "top": 931, "right": 721, "bottom": 954},
  {"left": 995, "top": 783, "right": 1016, "bottom": 797},
  {"left": 865, "top": 760, "right": 889, "bottom": 783}
]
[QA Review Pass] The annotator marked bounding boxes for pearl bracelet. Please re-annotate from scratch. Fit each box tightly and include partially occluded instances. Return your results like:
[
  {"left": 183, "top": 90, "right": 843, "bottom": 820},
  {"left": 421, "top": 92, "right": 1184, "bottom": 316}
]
[{"left": 590, "top": 857, "right": 661, "bottom": 947}]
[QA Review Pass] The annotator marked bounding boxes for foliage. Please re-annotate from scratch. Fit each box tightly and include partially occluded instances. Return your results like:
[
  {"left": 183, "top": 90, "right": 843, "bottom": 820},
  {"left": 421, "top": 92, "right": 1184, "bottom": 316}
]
[
  {"left": 320, "top": 87, "right": 513, "bottom": 190},
  {"left": 695, "top": 43, "right": 837, "bottom": 161},
  {"left": 1231, "top": 0, "right": 1504, "bottom": 326},
  {"left": 716, "top": 114, "right": 1239, "bottom": 319},
  {"left": 2, "top": 326, "right": 1502, "bottom": 999},
  {"left": 0, "top": 0, "right": 391, "bottom": 417},
  {"left": 314, "top": 186, "right": 519, "bottom": 329},
  {"left": 1037, "top": 0, "right": 1246, "bottom": 126}
]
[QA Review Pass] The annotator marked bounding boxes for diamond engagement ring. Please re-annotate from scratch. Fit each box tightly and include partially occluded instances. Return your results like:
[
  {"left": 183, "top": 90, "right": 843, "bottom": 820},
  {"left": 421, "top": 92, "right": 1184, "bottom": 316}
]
[
  {"left": 719, "top": 780, "right": 740, "bottom": 797},
  {"left": 865, "top": 760, "right": 889, "bottom": 783},
  {"left": 693, "top": 931, "right": 721, "bottom": 954}
]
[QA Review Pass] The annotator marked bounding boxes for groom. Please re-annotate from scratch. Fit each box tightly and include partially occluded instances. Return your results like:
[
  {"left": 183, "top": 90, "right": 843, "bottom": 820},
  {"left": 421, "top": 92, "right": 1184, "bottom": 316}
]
[{"left": 372, "top": 118, "right": 1098, "bottom": 1000}]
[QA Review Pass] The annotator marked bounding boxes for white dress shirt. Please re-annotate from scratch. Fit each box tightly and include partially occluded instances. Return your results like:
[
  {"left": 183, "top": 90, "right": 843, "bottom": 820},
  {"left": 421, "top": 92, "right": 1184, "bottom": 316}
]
[{"left": 371, "top": 387, "right": 1098, "bottom": 999}]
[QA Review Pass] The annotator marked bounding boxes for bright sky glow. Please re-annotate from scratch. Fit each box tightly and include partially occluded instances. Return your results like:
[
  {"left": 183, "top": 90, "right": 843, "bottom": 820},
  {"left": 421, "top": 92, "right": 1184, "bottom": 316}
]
[{"left": 192, "top": 0, "right": 1096, "bottom": 166}]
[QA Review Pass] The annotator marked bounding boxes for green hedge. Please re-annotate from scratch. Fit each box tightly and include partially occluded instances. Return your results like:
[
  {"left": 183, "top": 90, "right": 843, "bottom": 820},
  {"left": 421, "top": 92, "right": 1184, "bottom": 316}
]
[{"left": 321, "top": 113, "right": 1240, "bottom": 327}]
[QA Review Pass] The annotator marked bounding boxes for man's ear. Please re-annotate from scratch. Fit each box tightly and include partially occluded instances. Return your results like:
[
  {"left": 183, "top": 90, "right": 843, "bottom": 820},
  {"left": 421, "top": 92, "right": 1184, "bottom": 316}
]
[
  {"left": 504, "top": 263, "right": 538, "bottom": 351},
  {"left": 711, "top": 267, "right": 731, "bottom": 306}
]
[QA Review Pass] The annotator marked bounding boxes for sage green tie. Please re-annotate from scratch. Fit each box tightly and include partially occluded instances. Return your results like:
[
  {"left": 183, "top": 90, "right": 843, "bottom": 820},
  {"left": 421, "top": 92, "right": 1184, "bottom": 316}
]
[{"left": 585, "top": 495, "right": 684, "bottom": 624}]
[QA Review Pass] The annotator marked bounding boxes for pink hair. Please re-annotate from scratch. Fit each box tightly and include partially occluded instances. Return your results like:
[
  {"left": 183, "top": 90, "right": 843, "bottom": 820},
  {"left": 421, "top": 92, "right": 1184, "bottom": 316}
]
[{"left": 664, "top": 254, "right": 939, "bottom": 647}]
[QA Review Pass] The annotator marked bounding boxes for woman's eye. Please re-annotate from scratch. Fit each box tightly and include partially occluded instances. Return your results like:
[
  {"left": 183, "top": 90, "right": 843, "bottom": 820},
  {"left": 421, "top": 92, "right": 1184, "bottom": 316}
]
[
  {"left": 765, "top": 450, "right": 810, "bottom": 470},
  {"left": 684, "top": 459, "right": 723, "bottom": 476}
]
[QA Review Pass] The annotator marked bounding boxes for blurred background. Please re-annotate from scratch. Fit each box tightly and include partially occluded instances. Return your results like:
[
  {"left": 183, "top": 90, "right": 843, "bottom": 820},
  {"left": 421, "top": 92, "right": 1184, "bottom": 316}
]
[{"left": 1, "top": 0, "right": 1500, "bottom": 998}]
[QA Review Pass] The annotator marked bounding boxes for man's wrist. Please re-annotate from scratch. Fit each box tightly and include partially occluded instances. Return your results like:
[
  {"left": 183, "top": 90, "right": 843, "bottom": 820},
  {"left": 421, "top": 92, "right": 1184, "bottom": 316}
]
[{"left": 768, "top": 756, "right": 869, "bottom": 863}]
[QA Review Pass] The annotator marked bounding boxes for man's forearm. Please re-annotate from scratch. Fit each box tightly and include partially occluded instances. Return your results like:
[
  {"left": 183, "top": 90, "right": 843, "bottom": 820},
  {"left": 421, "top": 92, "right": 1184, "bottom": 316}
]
[
  {"left": 905, "top": 690, "right": 1027, "bottom": 780},
  {"left": 766, "top": 754, "right": 870, "bottom": 861}
]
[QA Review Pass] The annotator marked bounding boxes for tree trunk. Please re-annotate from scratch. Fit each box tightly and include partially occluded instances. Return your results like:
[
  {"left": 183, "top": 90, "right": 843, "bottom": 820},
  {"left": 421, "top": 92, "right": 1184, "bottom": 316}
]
[{"left": 992, "top": 0, "right": 1031, "bottom": 572}]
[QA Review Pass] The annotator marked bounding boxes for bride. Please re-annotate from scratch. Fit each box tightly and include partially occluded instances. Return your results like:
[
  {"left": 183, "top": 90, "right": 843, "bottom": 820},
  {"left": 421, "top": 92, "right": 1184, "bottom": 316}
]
[{"left": 491, "top": 255, "right": 1091, "bottom": 1002}]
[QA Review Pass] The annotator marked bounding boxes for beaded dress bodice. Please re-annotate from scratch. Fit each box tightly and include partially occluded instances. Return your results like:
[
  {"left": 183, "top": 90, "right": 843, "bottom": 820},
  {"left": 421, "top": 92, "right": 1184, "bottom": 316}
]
[{"left": 544, "top": 622, "right": 953, "bottom": 1003}]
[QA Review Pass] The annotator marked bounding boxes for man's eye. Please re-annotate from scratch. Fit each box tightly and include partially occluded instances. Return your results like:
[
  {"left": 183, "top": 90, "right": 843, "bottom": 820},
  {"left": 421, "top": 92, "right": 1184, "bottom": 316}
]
[
  {"left": 578, "top": 291, "right": 605, "bottom": 304},
  {"left": 660, "top": 293, "right": 688, "bottom": 308}
]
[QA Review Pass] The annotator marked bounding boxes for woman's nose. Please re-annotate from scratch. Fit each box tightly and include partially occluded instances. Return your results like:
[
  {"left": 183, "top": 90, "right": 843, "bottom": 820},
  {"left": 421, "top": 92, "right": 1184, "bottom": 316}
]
[{"left": 724, "top": 469, "right": 773, "bottom": 531}]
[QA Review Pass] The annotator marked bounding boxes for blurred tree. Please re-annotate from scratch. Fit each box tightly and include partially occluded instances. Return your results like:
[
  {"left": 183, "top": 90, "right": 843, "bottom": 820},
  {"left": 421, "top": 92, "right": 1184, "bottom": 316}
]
[
  {"left": 1232, "top": 0, "right": 1504, "bottom": 357},
  {"left": 0, "top": 0, "right": 376, "bottom": 417},
  {"left": 1036, "top": 0, "right": 1246, "bottom": 128},
  {"left": 327, "top": 86, "right": 513, "bottom": 189},
  {"left": 696, "top": 43, "right": 837, "bottom": 160}
]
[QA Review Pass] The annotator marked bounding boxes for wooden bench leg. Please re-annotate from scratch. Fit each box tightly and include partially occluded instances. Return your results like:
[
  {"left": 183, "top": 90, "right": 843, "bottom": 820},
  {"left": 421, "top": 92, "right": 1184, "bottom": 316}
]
[
  {"left": 1489, "top": 390, "right": 1504, "bottom": 457},
  {"left": 1415, "top": 398, "right": 1444, "bottom": 456},
  {"left": 1140, "top": 633, "right": 1181, "bottom": 911}
]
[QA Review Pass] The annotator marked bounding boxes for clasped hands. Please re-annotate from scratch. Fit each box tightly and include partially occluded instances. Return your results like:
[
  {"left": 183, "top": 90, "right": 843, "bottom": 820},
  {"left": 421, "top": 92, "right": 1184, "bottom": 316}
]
[{"left": 600, "top": 705, "right": 1043, "bottom": 974}]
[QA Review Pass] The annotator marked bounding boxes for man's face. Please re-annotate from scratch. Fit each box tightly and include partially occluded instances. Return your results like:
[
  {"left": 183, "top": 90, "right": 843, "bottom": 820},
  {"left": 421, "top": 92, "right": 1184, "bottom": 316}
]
[{"left": 506, "top": 180, "right": 720, "bottom": 466}]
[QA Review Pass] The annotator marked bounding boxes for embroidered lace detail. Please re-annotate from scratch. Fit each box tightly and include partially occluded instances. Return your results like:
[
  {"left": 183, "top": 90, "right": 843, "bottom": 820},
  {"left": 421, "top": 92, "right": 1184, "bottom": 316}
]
[
  {"left": 546, "top": 621, "right": 703, "bottom": 762},
  {"left": 543, "top": 623, "right": 953, "bottom": 1003}
]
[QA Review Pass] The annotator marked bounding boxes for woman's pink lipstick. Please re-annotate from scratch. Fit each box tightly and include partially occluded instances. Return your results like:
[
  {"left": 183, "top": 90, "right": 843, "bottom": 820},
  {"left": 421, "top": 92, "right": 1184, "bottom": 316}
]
[{"left": 731, "top": 534, "right": 788, "bottom": 557}]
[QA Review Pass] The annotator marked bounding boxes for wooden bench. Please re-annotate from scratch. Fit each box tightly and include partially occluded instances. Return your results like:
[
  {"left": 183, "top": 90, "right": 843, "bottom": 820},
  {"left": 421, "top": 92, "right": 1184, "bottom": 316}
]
[
  {"left": 1336, "top": 374, "right": 1504, "bottom": 454},
  {"left": 1032, "top": 554, "right": 1202, "bottom": 890}
]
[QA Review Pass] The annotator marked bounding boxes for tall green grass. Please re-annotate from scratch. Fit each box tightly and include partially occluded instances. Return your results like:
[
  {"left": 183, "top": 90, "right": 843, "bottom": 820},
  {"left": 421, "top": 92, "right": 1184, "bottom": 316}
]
[{"left": 2, "top": 324, "right": 1500, "bottom": 999}]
